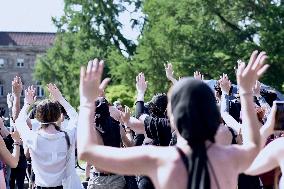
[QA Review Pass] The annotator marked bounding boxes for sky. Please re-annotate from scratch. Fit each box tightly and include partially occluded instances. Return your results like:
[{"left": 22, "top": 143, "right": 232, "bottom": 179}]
[{"left": 0, "top": 0, "right": 140, "bottom": 41}]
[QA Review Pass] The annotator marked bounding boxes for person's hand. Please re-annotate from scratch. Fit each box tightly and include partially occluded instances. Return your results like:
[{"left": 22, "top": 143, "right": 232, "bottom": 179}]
[
  {"left": 47, "top": 83, "right": 63, "bottom": 101},
  {"left": 109, "top": 106, "right": 122, "bottom": 122},
  {"left": 11, "top": 130, "right": 21, "bottom": 143},
  {"left": 219, "top": 73, "right": 231, "bottom": 95},
  {"left": 24, "top": 86, "right": 36, "bottom": 105},
  {"left": 98, "top": 78, "right": 111, "bottom": 98},
  {"left": 136, "top": 73, "right": 147, "bottom": 95},
  {"left": 194, "top": 71, "right": 204, "bottom": 80},
  {"left": 164, "top": 63, "right": 176, "bottom": 82},
  {"left": 236, "top": 51, "right": 269, "bottom": 94},
  {"left": 253, "top": 81, "right": 261, "bottom": 97},
  {"left": 6, "top": 93, "right": 13, "bottom": 108},
  {"left": 120, "top": 106, "right": 131, "bottom": 124},
  {"left": 12, "top": 76, "right": 23, "bottom": 97},
  {"left": 80, "top": 59, "right": 109, "bottom": 106}
]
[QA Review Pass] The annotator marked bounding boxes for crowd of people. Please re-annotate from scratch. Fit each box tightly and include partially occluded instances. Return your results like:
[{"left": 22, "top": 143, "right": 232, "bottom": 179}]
[{"left": 0, "top": 50, "right": 283, "bottom": 189}]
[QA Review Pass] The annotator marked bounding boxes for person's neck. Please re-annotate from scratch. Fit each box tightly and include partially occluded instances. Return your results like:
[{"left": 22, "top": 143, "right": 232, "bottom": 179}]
[
  {"left": 176, "top": 136, "right": 214, "bottom": 153},
  {"left": 41, "top": 124, "right": 59, "bottom": 134}
]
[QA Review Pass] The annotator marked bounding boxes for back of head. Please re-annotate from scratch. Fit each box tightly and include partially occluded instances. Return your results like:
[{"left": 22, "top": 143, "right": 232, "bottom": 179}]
[
  {"left": 148, "top": 93, "right": 168, "bottom": 118},
  {"left": 170, "top": 78, "right": 220, "bottom": 147},
  {"left": 170, "top": 78, "right": 220, "bottom": 189},
  {"left": 35, "top": 99, "right": 61, "bottom": 124},
  {"left": 95, "top": 97, "right": 121, "bottom": 147},
  {"left": 95, "top": 97, "right": 110, "bottom": 125}
]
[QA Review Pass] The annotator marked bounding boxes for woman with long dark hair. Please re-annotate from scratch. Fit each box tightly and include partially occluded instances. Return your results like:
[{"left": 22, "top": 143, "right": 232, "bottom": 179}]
[{"left": 78, "top": 51, "right": 268, "bottom": 189}]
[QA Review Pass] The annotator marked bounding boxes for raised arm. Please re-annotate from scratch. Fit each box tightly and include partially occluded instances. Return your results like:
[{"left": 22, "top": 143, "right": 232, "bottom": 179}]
[
  {"left": 121, "top": 106, "right": 145, "bottom": 134},
  {"left": 120, "top": 126, "right": 134, "bottom": 147},
  {"left": 233, "top": 51, "right": 269, "bottom": 172},
  {"left": 0, "top": 130, "right": 21, "bottom": 168},
  {"left": 15, "top": 86, "right": 36, "bottom": 145},
  {"left": 12, "top": 76, "right": 23, "bottom": 121},
  {"left": 258, "top": 102, "right": 277, "bottom": 147},
  {"left": 164, "top": 63, "right": 177, "bottom": 84},
  {"left": 77, "top": 59, "right": 161, "bottom": 176},
  {"left": 219, "top": 74, "right": 242, "bottom": 132},
  {"left": 245, "top": 137, "right": 284, "bottom": 175},
  {"left": 253, "top": 81, "right": 271, "bottom": 120},
  {"left": 47, "top": 83, "right": 78, "bottom": 124}
]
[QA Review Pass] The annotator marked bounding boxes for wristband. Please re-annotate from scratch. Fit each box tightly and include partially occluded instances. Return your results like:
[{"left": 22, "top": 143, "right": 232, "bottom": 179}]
[
  {"left": 80, "top": 104, "right": 95, "bottom": 109},
  {"left": 239, "top": 91, "right": 253, "bottom": 96},
  {"left": 13, "top": 142, "right": 21, "bottom": 146}
]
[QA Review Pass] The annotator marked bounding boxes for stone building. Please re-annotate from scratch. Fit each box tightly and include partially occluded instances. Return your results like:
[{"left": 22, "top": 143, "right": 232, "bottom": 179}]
[{"left": 0, "top": 32, "right": 55, "bottom": 117}]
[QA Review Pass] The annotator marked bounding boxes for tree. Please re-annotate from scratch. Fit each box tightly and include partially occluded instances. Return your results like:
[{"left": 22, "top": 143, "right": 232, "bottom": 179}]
[
  {"left": 110, "top": 0, "right": 284, "bottom": 95},
  {"left": 34, "top": 0, "right": 142, "bottom": 106},
  {"left": 36, "top": 0, "right": 284, "bottom": 107}
]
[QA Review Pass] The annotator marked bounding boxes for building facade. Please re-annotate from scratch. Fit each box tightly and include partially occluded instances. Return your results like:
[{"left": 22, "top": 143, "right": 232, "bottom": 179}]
[{"left": 0, "top": 32, "right": 55, "bottom": 117}]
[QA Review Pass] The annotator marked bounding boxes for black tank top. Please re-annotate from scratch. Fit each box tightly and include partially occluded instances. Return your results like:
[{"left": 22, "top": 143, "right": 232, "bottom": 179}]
[{"left": 176, "top": 146, "right": 221, "bottom": 189}]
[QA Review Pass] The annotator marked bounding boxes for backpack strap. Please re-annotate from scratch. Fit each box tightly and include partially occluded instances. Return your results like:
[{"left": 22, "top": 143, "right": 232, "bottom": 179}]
[{"left": 61, "top": 130, "right": 71, "bottom": 150}]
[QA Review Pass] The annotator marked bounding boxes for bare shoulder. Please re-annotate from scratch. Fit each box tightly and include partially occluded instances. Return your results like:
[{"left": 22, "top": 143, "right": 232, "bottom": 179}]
[
  {"left": 208, "top": 143, "right": 241, "bottom": 168},
  {"left": 150, "top": 146, "right": 181, "bottom": 163}
]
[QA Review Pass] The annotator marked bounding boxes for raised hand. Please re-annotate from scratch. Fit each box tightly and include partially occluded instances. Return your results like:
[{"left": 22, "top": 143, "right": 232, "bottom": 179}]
[
  {"left": 80, "top": 59, "right": 109, "bottom": 106},
  {"left": 47, "top": 83, "right": 63, "bottom": 101},
  {"left": 12, "top": 76, "right": 23, "bottom": 97},
  {"left": 237, "top": 51, "right": 269, "bottom": 94},
  {"left": 7, "top": 93, "right": 13, "bottom": 108},
  {"left": 98, "top": 78, "right": 111, "bottom": 98},
  {"left": 109, "top": 106, "right": 122, "bottom": 122},
  {"left": 11, "top": 130, "right": 21, "bottom": 143},
  {"left": 194, "top": 71, "right": 204, "bottom": 81},
  {"left": 24, "top": 86, "right": 36, "bottom": 105},
  {"left": 253, "top": 81, "right": 261, "bottom": 97},
  {"left": 136, "top": 73, "right": 147, "bottom": 95},
  {"left": 219, "top": 73, "right": 231, "bottom": 95},
  {"left": 164, "top": 63, "right": 177, "bottom": 83},
  {"left": 120, "top": 106, "right": 131, "bottom": 124}
]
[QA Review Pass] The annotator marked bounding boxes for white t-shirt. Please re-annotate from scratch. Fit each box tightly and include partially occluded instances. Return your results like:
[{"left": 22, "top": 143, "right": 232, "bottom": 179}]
[{"left": 16, "top": 104, "right": 78, "bottom": 187}]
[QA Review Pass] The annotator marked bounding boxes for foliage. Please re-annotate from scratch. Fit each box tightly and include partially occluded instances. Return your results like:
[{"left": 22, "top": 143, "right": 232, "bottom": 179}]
[
  {"left": 34, "top": 0, "right": 141, "bottom": 106},
  {"left": 105, "top": 84, "right": 135, "bottom": 107},
  {"left": 35, "top": 0, "right": 284, "bottom": 107},
  {"left": 111, "top": 0, "right": 284, "bottom": 94}
]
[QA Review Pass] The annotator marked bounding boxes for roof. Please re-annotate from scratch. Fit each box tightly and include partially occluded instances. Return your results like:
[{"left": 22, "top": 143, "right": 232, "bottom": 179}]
[{"left": 0, "top": 32, "right": 56, "bottom": 47}]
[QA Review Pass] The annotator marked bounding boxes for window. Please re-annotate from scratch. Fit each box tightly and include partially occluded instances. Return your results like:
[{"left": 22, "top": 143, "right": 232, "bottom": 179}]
[
  {"left": 0, "top": 59, "right": 4, "bottom": 68},
  {"left": 36, "top": 81, "right": 44, "bottom": 97},
  {"left": 0, "top": 81, "right": 4, "bottom": 96},
  {"left": 16, "top": 58, "right": 24, "bottom": 67}
]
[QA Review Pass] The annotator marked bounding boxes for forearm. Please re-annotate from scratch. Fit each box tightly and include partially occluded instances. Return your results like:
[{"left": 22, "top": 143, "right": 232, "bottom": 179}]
[
  {"left": 77, "top": 105, "right": 103, "bottom": 160},
  {"left": 125, "top": 117, "right": 145, "bottom": 134},
  {"left": 121, "top": 132, "right": 134, "bottom": 147},
  {"left": 15, "top": 104, "right": 32, "bottom": 141},
  {"left": 16, "top": 104, "right": 29, "bottom": 123},
  {"left": 169, "top": 77, "right": 177, "bottom": 84},
  {"left": 12, "top": 95, "right": 20, "bottom": 121},
  {"left": 220, "top": 94, "right": 230, "bottom": 113},
  {"left": 0, "top": 127, "right": 10, "bottom": 138},
  {"left": 58, "top": 97, "right": 78, "bottom": 119},
  {"left": 136, "top": 92, "right": 145, "bottom": 102},
  {"left": 11, "top": 145, "right": 20, "bottom": 168},
  {"left": 240, "top": 94, "right": 261, "bottom": 148}
]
